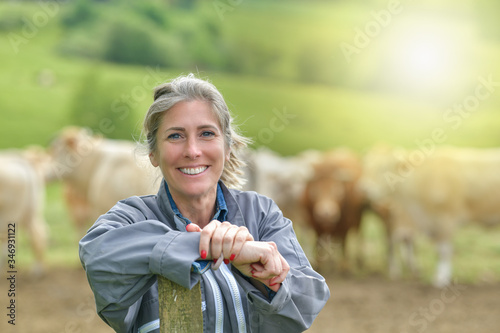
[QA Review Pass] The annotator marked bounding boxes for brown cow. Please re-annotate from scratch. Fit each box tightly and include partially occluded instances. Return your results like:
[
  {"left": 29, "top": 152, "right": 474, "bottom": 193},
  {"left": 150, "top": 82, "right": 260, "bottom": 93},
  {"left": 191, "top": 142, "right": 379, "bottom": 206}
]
[{"left": 301, "top": 148, "right": 367, "bottom": 273}]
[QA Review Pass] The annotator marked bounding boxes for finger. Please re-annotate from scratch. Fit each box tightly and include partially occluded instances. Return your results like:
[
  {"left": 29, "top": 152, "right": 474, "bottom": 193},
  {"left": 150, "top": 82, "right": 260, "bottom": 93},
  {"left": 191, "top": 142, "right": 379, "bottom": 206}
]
[
  {"left": 221, "top": 225, "right": 239, "bottom": 262},
  {"left": 211, "top": 253, "right": 224, "bottom": 271},
  {"left": 226, "top": 226, "right": 252, "bottom": 262},
  {"left": 265, "top": 242, "right": 281, "bottom": 277},
  {"left": 267, "top": 279, "right": 281, "bottom": 293},
  {"left": 186, "top": 223, "right": 202, "bottom": 232},
  {"left": 251, "top": 243, "right": 281, "bottom": 280},
  {"left": 210, "top": 221, "right": 232, "bottom": 261},
  {"left": 250, "top": 263, "right": 265, "bottom": 273},
  {"left": 269, "top": 255, "right": 289, "bottom": 287},
  {"left": 199, "top": 220, "right": 220, "bottom": 259},
  {"left": 251, "top": 257, "right": 278, "bottom": 280}
]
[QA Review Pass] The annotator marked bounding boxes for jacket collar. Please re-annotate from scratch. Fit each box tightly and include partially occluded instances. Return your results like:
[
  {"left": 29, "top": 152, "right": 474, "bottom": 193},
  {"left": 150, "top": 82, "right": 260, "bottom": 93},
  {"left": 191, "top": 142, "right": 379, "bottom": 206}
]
[
  {"left": 156, "top": 180, "right": 178, "bottom": 229},
  {"left": 219, "top": 182, "right": 246, "bottom": 228}
]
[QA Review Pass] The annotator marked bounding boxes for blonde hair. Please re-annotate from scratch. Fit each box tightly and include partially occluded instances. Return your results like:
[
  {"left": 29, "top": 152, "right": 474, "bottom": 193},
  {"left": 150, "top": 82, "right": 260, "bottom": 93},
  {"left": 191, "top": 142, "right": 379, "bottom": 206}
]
[{"left": 142, "top": 74, "right": 251, "bottom": 189}]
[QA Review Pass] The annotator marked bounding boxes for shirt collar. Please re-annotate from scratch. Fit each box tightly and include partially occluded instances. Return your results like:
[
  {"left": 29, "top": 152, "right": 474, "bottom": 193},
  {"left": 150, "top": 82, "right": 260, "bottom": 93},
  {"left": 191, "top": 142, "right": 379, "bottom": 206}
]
[{"left": 164, "top": 181, "right": 228, "bottom": 226}]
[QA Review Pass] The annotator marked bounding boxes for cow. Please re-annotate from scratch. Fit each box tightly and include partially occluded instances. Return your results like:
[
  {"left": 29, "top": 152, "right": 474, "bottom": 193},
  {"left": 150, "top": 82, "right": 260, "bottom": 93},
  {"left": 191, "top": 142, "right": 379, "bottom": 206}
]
[
  {"left": 241, "top": 147, "right": 322, "bottom": 257},
  {"left": 49, "top": 127, "right": 160, "bottom": 234},
  {"left": 360, "top": 145, "right": 500, "bottom": 287},
  {"left": 300, "top": 148, "right": 367, "bottom": 273},
  {"left": 0, "top": 148, "right": 50, "bottom": 275},
  {"left": 242, "top": 147, "right": 320, "bottom": 223}
]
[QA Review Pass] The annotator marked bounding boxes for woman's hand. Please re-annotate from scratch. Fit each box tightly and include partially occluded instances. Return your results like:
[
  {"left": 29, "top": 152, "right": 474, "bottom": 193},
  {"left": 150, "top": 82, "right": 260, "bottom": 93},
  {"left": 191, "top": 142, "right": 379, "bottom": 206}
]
[
  {"left": 186, "top": 221, "right": 289, "bottom": 292},
  {"left": 232, "top": 241, "right": 290, "bottom": 292},
  {"left": 186, "top": 220, "right": 253, "bottom": 264}
]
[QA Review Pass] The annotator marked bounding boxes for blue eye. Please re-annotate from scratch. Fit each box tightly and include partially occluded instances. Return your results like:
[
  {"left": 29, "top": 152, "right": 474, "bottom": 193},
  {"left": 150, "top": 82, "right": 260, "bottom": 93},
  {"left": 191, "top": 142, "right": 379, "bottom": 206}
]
[
  {"left": 168, "top": 133, "right": 181, "bottom": 140},
  {"left": 201, "top": 131, "right": 215, "bottom": 137}
]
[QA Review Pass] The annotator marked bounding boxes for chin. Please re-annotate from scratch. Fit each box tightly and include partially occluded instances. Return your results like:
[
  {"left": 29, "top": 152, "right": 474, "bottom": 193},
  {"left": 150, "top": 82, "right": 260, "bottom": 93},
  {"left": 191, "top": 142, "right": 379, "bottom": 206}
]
[{"left": 182, "top": 183, "right": 216, "bottom": 198}]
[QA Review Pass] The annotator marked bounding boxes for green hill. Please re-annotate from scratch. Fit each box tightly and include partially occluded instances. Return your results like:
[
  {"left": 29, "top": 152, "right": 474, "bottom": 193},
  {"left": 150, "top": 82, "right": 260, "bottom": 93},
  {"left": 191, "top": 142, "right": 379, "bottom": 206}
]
[{"left": 2, "top": 0, "right": 500, "bottom": 154}]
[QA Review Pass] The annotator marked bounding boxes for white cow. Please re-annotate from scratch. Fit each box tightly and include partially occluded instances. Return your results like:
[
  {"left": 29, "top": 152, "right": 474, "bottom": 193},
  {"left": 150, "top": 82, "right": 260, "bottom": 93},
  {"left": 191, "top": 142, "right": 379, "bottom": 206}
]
[
  {"left": 361, "top": 145, "right": 500, "bottom": 287},
  {"left": 50, "top": 127, "right": 160, "bottom": 234},
  {"left": 0, "top": 149, "right": 50, "bottom": 275}
]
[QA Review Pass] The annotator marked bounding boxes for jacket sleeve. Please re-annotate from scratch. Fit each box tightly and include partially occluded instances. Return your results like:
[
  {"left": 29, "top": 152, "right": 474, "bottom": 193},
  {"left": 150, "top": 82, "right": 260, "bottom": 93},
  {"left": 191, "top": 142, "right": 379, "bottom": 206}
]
[
  {"left": 233, "top": 195, "right": 330, "bottom": 333},
  {"left": 79, "top": 198, "right": 202, "bottom": 333}
]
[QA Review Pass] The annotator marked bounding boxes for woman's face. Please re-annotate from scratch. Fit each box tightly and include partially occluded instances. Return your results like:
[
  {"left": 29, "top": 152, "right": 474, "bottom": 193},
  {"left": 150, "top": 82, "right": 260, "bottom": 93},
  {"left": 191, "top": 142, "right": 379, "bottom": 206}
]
[{"left": 150, "top": 100, "right": 229, "bottom": 202}]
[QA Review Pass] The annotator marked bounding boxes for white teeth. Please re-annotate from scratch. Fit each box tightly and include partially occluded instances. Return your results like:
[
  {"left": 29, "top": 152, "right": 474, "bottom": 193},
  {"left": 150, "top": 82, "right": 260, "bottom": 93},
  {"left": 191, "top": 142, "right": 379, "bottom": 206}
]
[{"left": 179, "top": 166, "right": 207, "bottom": 175}]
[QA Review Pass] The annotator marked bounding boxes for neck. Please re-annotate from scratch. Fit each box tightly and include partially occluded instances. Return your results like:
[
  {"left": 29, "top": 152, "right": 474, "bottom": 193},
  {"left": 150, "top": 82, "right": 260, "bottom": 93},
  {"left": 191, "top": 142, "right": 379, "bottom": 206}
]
[{"left": 170, "top": 188, "right": 217, "bottom": 229}]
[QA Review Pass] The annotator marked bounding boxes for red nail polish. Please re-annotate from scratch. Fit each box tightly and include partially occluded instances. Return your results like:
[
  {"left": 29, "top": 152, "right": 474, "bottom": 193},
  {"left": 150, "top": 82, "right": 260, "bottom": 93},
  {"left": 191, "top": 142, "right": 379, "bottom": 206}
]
[
  {"left": 200, "top": 250, "right": 207, "bottom": 260},
  {"left": 229, "top": 254, "right": 236, "bottom": 261},
  {"left": 269, "top": 282, "right": 277, "bottom": 286},
  {"left": 224, "top": 259, "right": 230, "bottom": 265}
]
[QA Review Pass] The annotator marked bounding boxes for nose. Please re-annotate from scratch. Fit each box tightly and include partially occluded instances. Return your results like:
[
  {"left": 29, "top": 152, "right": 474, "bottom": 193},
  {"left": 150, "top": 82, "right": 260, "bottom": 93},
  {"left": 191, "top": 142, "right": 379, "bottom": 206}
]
[{"left": 184, "top": 137, "right": 201, "bottom": 159}]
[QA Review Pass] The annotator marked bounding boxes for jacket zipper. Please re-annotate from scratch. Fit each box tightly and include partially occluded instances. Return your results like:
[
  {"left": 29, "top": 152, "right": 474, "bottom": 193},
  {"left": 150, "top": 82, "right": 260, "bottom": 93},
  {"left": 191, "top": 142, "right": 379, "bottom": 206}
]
[
  {"left": 221, "top": 264, "right": 247, "bottom": 333},
  {"left": 205, "top": 270, "right": 224, "bottom": 333}
]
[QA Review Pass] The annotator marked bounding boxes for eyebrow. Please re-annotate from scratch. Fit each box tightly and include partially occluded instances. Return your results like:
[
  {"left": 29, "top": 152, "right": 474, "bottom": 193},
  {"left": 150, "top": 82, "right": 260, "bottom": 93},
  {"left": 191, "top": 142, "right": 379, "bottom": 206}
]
[{"left": 164, "top": 125, "right": 220, "bottom": 133}]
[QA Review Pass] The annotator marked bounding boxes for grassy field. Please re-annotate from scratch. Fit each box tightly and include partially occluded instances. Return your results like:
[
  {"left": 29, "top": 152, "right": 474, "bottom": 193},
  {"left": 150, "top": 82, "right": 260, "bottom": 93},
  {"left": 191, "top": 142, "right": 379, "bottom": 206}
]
[{"left": 2, "top": 0, "right": 500, "bottom": 284}]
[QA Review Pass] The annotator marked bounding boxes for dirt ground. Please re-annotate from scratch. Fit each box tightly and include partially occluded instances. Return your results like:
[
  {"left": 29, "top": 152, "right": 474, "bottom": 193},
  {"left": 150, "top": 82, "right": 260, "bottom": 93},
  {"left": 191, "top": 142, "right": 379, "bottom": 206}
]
[{"left": 1, "top": 267, "right": 499, "bottom": 333}]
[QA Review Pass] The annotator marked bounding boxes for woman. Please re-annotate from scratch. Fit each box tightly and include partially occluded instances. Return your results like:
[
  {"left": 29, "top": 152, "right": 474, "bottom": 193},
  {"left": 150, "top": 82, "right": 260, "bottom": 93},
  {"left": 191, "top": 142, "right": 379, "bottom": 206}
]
[{"left": 79, "top": 74, "right": 330, "bottom": 333}]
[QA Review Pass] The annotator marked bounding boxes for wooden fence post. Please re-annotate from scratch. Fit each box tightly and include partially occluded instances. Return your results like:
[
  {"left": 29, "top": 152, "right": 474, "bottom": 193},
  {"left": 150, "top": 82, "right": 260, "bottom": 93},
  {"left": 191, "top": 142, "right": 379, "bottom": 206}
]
[{"left": 157, "top": 276, "right": 203, "bottom": 332}]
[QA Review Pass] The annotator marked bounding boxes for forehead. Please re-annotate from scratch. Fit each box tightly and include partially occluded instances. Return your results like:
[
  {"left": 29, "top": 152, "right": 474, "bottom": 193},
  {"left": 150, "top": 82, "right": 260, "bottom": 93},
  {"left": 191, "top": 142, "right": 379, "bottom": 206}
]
[{"left": 161, "top": 100, "right": 221, "bottom": 128}]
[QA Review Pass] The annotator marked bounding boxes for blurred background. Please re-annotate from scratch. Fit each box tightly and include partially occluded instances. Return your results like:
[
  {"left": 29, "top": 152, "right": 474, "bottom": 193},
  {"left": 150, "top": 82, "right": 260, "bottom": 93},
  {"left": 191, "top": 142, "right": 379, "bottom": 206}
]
[{"left": 1, "top": 0, "right": 499, "bottom": 332}]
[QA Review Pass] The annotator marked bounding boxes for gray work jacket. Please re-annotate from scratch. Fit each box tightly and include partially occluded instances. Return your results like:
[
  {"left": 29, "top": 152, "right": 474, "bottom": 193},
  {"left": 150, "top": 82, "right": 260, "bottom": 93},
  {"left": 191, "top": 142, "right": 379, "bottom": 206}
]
[{"left": 79, "top": 181, "right": 330, "bottom": 333}]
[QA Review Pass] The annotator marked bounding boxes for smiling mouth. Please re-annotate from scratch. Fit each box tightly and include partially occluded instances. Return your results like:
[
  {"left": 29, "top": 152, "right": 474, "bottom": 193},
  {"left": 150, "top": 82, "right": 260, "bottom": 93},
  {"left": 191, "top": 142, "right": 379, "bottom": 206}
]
[{"left": 179, "top": 166, "right": 208, "bottom": 175}]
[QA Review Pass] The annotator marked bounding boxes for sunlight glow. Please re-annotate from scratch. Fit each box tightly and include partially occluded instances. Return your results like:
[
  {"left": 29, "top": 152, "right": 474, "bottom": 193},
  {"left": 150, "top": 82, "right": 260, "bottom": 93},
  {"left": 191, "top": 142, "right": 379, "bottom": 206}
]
[
  {"left": 393, "top": 26, "right": 456, "bottom": 86},
  {"left": 404, "top": 37, "right": 448, "bottom": 76},
  {"left": 377, "top": 15, "right": 477, "bottom": 101}
]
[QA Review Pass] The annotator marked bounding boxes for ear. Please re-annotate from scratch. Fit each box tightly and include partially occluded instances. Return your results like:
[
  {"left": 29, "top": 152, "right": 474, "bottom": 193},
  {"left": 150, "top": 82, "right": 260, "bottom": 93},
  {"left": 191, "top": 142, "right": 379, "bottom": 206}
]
[
  {"left": 225, "top": 147, "right": 231, "bottom": 162},
  {"left": 65, "top": 136, "right": 78, "bottom": 152},
  {"left": 149, "top": 152, "right": 159, "bottom": 167}
]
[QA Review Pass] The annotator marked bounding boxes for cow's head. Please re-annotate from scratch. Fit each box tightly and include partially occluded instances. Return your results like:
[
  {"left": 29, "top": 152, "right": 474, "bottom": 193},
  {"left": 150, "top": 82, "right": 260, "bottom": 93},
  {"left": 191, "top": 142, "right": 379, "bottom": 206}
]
[
  {"left": 304, "top": 150, "right": 360, "bottom": 229},
  {"left": 48, "top": 127, "right": 101, "bottom": 180}
]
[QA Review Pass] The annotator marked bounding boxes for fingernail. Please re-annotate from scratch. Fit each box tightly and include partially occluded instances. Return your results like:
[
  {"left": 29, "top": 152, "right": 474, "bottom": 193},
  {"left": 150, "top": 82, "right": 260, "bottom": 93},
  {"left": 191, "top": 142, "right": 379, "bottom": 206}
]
[
  {"left": 224, "top": 259, "right": 230, "bottom": 265},
  {"left": 229, "top": 254, "right": 236, "bottom": 261},
  {"left": 200, "top": 250, "right": 207, "bottom": 260},
  {"left": 269, "top": 283, "right": 277, "bottom": 286}
]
